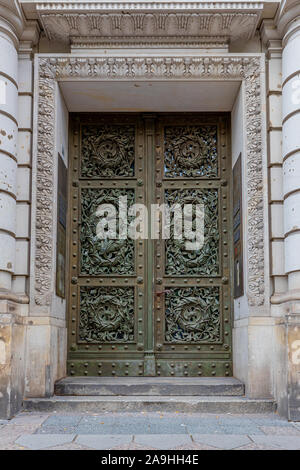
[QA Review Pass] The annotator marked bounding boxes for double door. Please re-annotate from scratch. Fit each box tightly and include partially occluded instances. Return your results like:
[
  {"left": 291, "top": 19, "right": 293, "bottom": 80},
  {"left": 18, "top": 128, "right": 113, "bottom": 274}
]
[{"left": 67, "top": 113, "right": 232, "bottom": 377}]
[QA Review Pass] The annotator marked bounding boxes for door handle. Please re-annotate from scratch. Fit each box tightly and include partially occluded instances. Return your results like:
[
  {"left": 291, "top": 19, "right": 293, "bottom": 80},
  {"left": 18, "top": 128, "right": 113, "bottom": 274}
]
[{"left": 155, "top": 290, "right": 171, "bottom": 296}]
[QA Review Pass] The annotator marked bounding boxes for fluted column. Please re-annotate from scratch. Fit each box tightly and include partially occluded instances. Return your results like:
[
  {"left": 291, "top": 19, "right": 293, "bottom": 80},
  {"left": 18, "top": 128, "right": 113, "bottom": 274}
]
[{"left": 282, "top": 16, "right": 300, "bottom": 301}]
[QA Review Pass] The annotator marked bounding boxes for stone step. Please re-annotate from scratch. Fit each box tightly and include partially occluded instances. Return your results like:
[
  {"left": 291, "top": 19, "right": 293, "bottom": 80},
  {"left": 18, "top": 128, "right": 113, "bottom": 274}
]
[
  {"left": 23, "top": 396, "right": 276, "bottom": 414},
  {"left": 54, "top": 377, "right": 245, "bottom": 397}
]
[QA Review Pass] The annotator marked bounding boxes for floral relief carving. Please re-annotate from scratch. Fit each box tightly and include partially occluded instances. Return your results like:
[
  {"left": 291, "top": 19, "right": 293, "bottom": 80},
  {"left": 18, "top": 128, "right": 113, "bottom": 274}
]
[
  {"left": 79, "top": 286, "right": 135, "bottom": 342},
  {"left": 164, "top": 125, "right": 218, "bottom": 177},
  {"left": 35, "top": 55, "right": 265, "bottom": 307},
  {"left": 165, "top": 189, "right": 219, "bottom": 276},
  {"left": 165, "top": 286, "right": 221, "bottom": 343},
  {"left": 80, "top": 188, "right": 135, "bottom": 275},
  {"left": 81, "top": 124, "right": 135, "bottom": 177}
]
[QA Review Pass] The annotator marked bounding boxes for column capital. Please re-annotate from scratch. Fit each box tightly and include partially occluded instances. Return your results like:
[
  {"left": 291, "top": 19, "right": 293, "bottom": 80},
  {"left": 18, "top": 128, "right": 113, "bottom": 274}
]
[
  {"left": 19, "top": 20, "right": 40, "bottom": 58},
  {"left": 0, "top": 0, "right": 25, "bottom": 48},
  {"left": 260, "top": 19, "right": 282, "bottom": 58}
]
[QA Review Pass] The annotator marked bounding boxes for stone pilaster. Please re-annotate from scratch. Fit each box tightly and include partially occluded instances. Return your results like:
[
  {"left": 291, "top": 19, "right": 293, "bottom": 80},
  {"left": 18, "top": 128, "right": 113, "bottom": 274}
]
[
  {"left": 260, "top": 20, "right": 286, "bottom": 305},
  {"left": 13, "top": 21, "right": 40, "bottom": 297}
]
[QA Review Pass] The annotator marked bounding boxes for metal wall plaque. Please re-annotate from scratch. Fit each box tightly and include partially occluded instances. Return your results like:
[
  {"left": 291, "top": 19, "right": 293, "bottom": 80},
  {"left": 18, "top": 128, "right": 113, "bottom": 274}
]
[
  {"left": 233, "top": 153, "right": 244, "bottom": 298},
  {"left": 56, "top": 154, "right": 68, "bottom": 298}
]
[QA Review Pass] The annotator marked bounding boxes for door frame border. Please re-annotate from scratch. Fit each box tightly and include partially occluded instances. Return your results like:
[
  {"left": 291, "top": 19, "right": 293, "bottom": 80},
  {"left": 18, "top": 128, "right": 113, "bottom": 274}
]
[
  {"left": 28, "top": 52, "right": 269, "bottom": 390},
  {"left": 31, "top": 53, "right": 267, "bottom": 310}
]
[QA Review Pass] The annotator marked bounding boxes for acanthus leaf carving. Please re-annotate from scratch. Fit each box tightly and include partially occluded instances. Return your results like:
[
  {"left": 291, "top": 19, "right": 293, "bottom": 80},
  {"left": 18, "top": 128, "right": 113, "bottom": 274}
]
[{"left": 39, "top": 12, "right": 261, "bottom": 45}]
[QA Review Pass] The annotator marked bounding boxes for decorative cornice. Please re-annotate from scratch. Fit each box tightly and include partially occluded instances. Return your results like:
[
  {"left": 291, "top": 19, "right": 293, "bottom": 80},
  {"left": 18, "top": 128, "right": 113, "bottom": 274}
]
[
  {"left": 33, "top": 53, "right": 266, "bottom": 307},
  {"left": 70, "top": 35, "right": 229, "bottom": 50},
  {"left": 38, "top": 11, "right": 261, "bottom": 45},
  {"left": 35, "top": 2, "right": 264, "bottom": 12}
]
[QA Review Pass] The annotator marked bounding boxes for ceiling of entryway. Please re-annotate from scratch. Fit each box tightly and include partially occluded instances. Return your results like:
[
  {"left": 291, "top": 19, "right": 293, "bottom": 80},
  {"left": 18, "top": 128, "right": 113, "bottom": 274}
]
[{"left": 59, "top": 80, "right": 241, "bottom": 112}]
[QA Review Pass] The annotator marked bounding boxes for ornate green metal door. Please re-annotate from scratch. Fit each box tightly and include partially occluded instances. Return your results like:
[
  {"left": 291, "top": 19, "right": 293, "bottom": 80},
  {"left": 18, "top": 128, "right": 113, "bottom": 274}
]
[{"left": 67, "top": 113, "right": 232, "bottom": 377}]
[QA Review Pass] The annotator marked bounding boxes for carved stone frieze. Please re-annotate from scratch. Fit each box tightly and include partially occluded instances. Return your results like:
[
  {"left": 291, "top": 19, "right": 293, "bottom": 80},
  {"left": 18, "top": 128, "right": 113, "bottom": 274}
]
[
  {"left": 34, "top": 54, "right": 265, "bottom": 307},
  {"left": 34, "top": 60, "right": 56, "bottom": 306},
  {"left": 38, "top": 12, "right": 261, "bottom": 45},
  {"left": 70, "top": 35, "right": 229, "bottom": 50}
]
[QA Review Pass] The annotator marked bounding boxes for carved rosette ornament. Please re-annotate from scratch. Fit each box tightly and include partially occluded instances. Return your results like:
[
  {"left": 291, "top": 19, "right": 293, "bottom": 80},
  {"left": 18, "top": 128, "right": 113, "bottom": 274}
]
[{"left": 34, "top": 55, "right": 265, "bottom": 307}]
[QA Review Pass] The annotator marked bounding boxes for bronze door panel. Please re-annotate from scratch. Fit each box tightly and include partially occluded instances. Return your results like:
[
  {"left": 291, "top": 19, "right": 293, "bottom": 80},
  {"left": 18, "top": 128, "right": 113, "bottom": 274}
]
[
  {"left": 154, "top": 114, "right": 232, "bottom": 377},
  {"left": 67, "top": 113, "right": 232, "bottom": 377}
]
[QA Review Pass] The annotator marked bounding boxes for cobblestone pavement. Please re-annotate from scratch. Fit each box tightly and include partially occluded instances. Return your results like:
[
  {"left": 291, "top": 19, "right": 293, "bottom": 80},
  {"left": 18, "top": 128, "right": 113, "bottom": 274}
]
[{"left": 0, "top": 411, "right": 300, "bottom": 450}]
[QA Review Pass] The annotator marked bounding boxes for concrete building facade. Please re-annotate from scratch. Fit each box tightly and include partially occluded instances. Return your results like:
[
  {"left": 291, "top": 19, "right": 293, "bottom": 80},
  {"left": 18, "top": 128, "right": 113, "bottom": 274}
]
[{"left": 0, "top": 0, "right": 299, "bottom": 420}]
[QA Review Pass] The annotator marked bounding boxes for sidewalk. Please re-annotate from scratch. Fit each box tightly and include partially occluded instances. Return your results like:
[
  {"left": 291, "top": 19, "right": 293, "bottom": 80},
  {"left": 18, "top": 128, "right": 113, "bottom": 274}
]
[{"left": 1, "top": 411, "right": 300, "bottom": 450}]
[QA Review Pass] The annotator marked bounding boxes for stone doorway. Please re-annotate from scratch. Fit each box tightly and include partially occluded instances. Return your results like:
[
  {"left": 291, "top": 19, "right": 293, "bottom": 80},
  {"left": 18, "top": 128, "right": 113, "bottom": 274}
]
[{"left": 67, "top": 112, "right": 232, "bottom": 377}]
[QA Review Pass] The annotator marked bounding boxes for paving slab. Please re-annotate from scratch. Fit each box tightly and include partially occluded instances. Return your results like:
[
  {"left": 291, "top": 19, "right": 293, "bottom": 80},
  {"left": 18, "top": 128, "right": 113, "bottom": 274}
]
[
  {"left": 76, "top": 434, "right": 133, "bottom": 450},
  {"left": 2, "top": 410, "right": 298, "bottom": 450},
  {"left": 0, "top": 428, "right": 26, "bottom": 449},
  {"left": 176, "top": 442, "right": 217, "bottom": 450},
  {"left": 47, "top": 442, "right": 90, "bottom": 450},
  {"left": 192, "top": 434, "right": 251, "bottom": 450},
  {"left": 15, "top": 434, "right": 76, "bottom": 450},
  {"left": 75, "top": 416, "right": 189, "bottom": 435},
  {"left": 0, "top": 423, "right": 41, "bottom": 447},
  {"left": 234, "top": 443, "right": 282, "bottom": 450},
  {"left": 35, "top": 425, "right": 77, "bottom": 434},
  {"left": 9, "top": 414, "right": 48, "bottom": 426},
  {"left": 249, "top": 435, "right": 300, "bottom": 450},
  {"left": 186, "top": 424, "right": 263, "bottom": 435},
  {"left": 34, "top": 413, "right": 271, "bottom": 436},
  {"left": 134, "top": 434, "right": 193, "bottom": 449},
  {"left": 260, "top": 426, "right": 300, "bottom": 435},
  {"left": 246, "top": 415, "right": 293, "bottom": 426},
  {"left": 42, "top": 414, "right": 83, "bottom": 426}
]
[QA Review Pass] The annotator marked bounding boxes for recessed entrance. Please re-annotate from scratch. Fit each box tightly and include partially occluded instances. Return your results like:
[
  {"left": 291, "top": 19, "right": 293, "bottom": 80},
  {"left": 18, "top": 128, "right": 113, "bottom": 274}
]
[{"left": 67, "top": 112, "right": 232, "bottom": 377}]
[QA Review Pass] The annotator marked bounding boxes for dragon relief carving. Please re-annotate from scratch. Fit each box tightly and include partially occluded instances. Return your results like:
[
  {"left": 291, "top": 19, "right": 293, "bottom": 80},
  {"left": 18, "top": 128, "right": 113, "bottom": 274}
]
[{"left": 35, "top": 55, "right": 265, "bottom": 307}]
